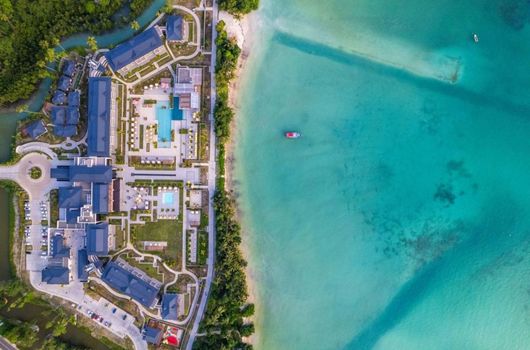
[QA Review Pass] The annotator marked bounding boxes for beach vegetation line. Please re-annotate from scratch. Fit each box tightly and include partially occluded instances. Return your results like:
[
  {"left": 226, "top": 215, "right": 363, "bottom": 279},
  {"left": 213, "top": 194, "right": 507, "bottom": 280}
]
[
  {"left": 193, "top": 21, "right": 255, "bottom": 349},
  {"left": 218, "top": 0, "right": 259, "bottom": 16}
]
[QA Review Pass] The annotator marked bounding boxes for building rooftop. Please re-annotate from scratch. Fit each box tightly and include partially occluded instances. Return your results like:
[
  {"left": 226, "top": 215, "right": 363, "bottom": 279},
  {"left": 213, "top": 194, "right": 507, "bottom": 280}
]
[
  {"left": 69, "top": 165, "right": 113, "bottom": 183},
  {"left": 86, "top": 223, "right": 109, "bottom": 256},
  {"left": 92, "top": 183, "right": 109, "bottom": 214},
  {"left": 63, "top": 60, "right": 76, "bottom": 77},
  {"left": 42, "top": 266, "right": 70, "bottom": 285},
  {"left": 68, "top": 90, "right": 80, "bottom": 107},
  {"left": 105, "top": 27, "right": 163, "bottom": 71},
  {"left": 166, "top": 15, "right": 183, "bottom": 41},
  {"left": 58, "top": 186, "right": 83, "bottom": 224},
  {"left": 143, "top": 327, "right": 163, "bottom": 345},
  {"left": 102, "top": 261, "right": 160, "bottom": 308},
  {"left": 23, "top": 120, "right": 47, "bottom": 140},
  {"left": 161, "top": 293, "right": 179, "bottom": 321},
  {"left": 53, "top": 125, "right": 77, "bottom": 137},
  {"left": 87, "top": 77, "right": 111, "bottom": 157},
  {"left": 51, "top": 235, "right": 70, "bottom": 258},
  {"left": 50, "top": 106, "right": 79, "bottom": 125},
  {"left": 58, "top": 186, "right": 83, "bottom": 209},
  {"left": 57, "top": 75, "right": 72, "bottom": 92},
  {"left": 52, "top": 90, "right": 67, "bottom": 105},
  {"left": 77, "top": 249, "right": 89, "bottom": 282}
]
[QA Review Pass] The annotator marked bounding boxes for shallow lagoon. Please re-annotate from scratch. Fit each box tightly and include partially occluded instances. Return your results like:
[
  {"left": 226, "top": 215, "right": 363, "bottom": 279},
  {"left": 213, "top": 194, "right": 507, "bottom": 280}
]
[{"left": 235, "top": 0, "right": 530, "bottom": 349}]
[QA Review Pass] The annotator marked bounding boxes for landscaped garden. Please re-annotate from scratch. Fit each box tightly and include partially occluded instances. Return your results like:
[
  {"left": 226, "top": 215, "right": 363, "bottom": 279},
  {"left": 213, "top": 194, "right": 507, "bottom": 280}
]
[
  {"left": 130, "top": 220, "right": 183, "bottom": 270},
  {"left": 29, "top": 167, "right": 42, "bottom": 180}
]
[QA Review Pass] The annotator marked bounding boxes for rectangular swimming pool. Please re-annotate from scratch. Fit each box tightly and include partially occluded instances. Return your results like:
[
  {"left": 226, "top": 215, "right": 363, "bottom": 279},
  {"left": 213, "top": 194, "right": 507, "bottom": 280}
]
[
  {"left": 162, "top": 192, "right": 174, "bottom": 205},
  {"left": 156, "top": 101, "right": 172, "bottom": 148}
]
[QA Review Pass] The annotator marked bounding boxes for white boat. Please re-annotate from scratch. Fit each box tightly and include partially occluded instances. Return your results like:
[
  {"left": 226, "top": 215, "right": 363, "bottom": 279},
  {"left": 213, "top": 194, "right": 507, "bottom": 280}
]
[
  {"left": 473, "top": 33, "right": 479, "bottom": 43},
  {"left": 285, "top": 131, "right": 301, "bottom": 139}
]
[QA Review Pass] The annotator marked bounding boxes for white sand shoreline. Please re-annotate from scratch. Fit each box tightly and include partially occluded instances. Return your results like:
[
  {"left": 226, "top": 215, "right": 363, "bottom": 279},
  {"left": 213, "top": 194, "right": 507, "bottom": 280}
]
[{"left": 219, "top": 10, "right": 261, "bottom": 346}]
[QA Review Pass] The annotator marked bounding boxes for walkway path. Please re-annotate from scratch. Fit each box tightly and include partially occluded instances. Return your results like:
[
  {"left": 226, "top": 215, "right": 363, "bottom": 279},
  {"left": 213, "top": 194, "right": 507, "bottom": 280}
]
[
  {"left": 0, "top": 336, "right": 16, "bottom": 350},
  {"left": 186, "top": 0, "right": 219, "bottom": 347}
]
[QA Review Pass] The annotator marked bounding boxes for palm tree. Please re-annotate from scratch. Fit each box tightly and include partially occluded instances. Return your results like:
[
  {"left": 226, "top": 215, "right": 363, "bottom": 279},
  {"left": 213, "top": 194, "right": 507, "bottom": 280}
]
[
  {"left": 15, "top": 104, "right": 39, "bottom": 115},
  {"left": 87, "top": 36, "right": 98, "bottom": 52},
  {"left": 131, "top": 20, "right": 140, "bottom": 31}
]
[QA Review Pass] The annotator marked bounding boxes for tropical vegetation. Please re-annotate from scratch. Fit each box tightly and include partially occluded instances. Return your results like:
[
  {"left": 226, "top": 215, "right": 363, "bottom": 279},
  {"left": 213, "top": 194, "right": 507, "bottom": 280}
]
[
  {"left": 194, "top": 20, "right": 254, "bottom": 350},
  {"left": 0, "top": 0, "right": 153, "bottom": 106},
  {"left": 218, "top": 0, "right": 259, "bottom": 16}
]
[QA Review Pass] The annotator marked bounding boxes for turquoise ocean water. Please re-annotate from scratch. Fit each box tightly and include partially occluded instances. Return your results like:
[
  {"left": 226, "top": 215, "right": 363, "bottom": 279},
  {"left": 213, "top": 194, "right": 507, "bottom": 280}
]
[{"left": 234, "top": 0, "right": 530, "bottom": 349}]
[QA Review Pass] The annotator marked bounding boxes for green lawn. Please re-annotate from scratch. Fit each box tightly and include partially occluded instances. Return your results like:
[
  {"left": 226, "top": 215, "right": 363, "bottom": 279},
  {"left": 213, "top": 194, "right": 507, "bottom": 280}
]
[{"left": 131, "top": 220, "right": 183, "bottom": 270}]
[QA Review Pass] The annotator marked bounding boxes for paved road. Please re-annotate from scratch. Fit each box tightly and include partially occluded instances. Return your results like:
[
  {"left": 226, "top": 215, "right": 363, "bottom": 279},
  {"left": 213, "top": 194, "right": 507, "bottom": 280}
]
[
  {"left": 186, "top": 0, "right": 219, "bottom": 348},
  {"left": 0, "top": 336, "right": 17, "bottom": 350}
]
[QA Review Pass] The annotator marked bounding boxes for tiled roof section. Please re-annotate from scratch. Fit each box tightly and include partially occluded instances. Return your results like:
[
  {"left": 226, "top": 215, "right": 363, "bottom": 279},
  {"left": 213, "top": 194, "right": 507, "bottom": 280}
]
[
  {"left": 105, "top": 27, "right": 163, "bottom": 71},
  {"left": 166, "top": 15, "right": 183, "bottom": 41},
  {"left": 86, "top": 223, "right": 109, "bottom": 256},
  {"left": 87, "top": 77, "right": 111, "bottom": 157},
  {"left": 42, "top": 266, "right": 69, "bottom": 284},
  {"left": 102, "top": 261, "right": 160, "bottom": 308}
]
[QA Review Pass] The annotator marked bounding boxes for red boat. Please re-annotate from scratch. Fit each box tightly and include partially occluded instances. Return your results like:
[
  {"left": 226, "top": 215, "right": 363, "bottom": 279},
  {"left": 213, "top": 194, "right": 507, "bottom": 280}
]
[{"left": 285, "top": 132, "right": 301, "bottom": 139}]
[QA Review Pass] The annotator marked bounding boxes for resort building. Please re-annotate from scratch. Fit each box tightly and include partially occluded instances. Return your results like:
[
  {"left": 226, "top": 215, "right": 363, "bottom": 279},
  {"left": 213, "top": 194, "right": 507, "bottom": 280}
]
[
  {"left": 50, "top": 105, "right": 79, "bottom": 137},
  {"left": 77, "top": 249, "right": 89, "bottom": 282},
  {"left": 87, "top": 77, "right": 112, "bottom": 158},
  {"left": 174, "top": 66, "right": 202, "bottom": 119},
  {"left": 101, "top": 259, "right": 161, "bottom": 308},
  {"left": 161, "top": 293, "right": 182, "bottom": 321},
  {"left": 57, "top": 186, "right": 83, "bottom": 225},
  {"left": 57, "top": 75, "right": 72, "bottom": 92},
  {"left": 166, "top": 15, "right": 186, "bottom": 42},
  {"left": 52, "top": 90, "right": 67, "bottom": 105},
  {"left": 22, "top": 119, "right": 47, "bottom": 140},
  {"left": 52, "top": 163, "right": 113, "bottom": 225},
  {"left": 68, "top": 90, "right": 80, "bottom": 107},
  {"left": 62, "top": 60, "right": 76, "bottom": 77},
  {"left": 42, "top": 266, "right": 70, "bottom": 285},
  {"left": 86, "top": 223, "right": 109, "bottom": 256},
  {"left": 143, "top": 327, "right": 163, "bottom": 345},
  {"left": 51, "top": 235, "right": 70, "bottom": 258},
  {"left": 104, "top": 27, "right": 165, "bottom": 75}
]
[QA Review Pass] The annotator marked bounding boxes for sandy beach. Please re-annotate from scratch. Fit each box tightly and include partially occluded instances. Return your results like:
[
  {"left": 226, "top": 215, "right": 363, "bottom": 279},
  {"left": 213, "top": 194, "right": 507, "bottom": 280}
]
[{"left": 219, "top": 9, "right": 261, "bottom": 346}]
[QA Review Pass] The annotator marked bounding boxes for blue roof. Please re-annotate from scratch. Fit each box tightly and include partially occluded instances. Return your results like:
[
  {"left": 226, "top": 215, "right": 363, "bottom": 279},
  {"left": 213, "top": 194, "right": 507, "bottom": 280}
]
[
  {"left": 105, "top": 27, "right": 163, "bottom": 71},
  {"left": 69, "top": 165, "right": 112, "bottom": 183},
  {"left": 63, "top": 60, "right": 76, "bottom": 77},
  {"left": 144, "top": 327, "right": 162, "bottom": 344},
  {"left": 42, "top": 266, "right": 69, "bottom": 284},
  {"left": 102, "top": 261, "right": 160, "bottom": 308},
  {"left": 167, "top": 15, "right": 183, "bottom": 41},
  {"left": 51, "top": 235, "right": 70, "bottom": 258},
  {"left": 77, "top": 249, "right": 89, "bottom": 282},
  {"left": 86, "top": 223, "right": 109, "bottom": 256},
  {"left": 52, "top": 90, "right": 67, "bottom": 105},
  {"left": 66, "top": 208, "right": 80, "bottom": 224},
  {"left": 87, "top": 77, "right": 111, "bottom": 157},
  {"left": 57, "top": 75, "right": 72, "bottom": 92},
  {"left": 161, "top": 293, "right": 179, "bottom": 320},
  {"left": 53, "top": 125, "right": 77, "bottom": 137},
  {"left": 51, "top": 166, "right": 70, "bottom": 181},
  {"left": 59, "top": 186, "right": 83, "bottom": 223},
  {"left": 24, "top": 120, "right": 46, "bottom": 139},
  {"left": 58, "top": 187, "right": 83, "bottom": 209},
  {"left": 68, "top": 91, "right": 80, "bottom": 107},
  {"left": 52, "top": 106, "right": 78, "bottom": 125},
  {"left": 92, "top": 183, "right": 109, "bottom": 214}
]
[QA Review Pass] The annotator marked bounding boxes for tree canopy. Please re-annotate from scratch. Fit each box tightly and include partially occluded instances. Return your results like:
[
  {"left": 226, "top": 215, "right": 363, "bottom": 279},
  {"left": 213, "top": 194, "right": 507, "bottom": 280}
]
[
  {"left": 0, "top": 0, "right": 152, "bottom": 106},
  {"left": 218, "top": 0, "right": 259, "bottom": 16}
]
